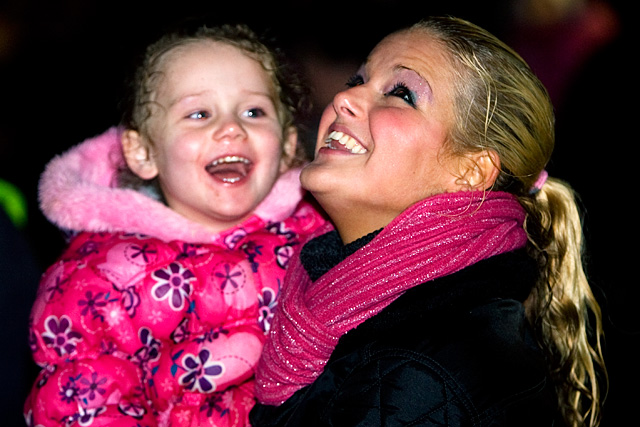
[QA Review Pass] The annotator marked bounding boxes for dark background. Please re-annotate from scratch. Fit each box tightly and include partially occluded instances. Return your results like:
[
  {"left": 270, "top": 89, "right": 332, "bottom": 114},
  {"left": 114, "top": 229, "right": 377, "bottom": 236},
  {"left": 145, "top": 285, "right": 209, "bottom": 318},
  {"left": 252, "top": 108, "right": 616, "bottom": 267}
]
[{"left": 1, "top": 1, "right": 635, "bottom": 425}]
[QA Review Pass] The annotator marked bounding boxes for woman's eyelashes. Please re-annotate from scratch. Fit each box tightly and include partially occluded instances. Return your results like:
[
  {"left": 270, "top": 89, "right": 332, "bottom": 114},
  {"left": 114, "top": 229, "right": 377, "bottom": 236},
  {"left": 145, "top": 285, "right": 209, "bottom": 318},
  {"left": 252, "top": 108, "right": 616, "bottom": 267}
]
[
  {"left": 346, "top": 74, "right": 365, "bottom": 88},
  {"left": 386, "top": 82, "right": 417, "bottom": 107},
  {"left": 345, "top": 74, "right": 418, "bottom": 107}
]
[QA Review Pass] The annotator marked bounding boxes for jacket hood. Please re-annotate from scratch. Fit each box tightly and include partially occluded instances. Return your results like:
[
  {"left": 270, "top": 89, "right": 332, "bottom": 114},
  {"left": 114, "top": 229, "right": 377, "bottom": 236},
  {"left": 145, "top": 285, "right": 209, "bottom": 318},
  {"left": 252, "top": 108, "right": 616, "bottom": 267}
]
[{"left": 38, "top": 127, "right": 306, "bottom": 243}]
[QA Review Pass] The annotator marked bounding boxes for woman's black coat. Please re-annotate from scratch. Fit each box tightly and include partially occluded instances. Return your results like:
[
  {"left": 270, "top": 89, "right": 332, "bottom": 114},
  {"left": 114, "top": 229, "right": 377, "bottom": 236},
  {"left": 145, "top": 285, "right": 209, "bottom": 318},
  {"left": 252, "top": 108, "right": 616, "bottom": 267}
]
[{"left": 251, "top": 242, "right": 558, "bottom": 426}]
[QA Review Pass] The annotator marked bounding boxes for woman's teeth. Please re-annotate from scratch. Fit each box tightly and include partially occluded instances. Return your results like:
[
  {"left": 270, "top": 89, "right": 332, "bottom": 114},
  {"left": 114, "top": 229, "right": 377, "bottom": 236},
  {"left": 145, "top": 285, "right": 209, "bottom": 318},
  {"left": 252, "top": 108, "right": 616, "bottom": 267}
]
[{"left": 324, "top": 131, "right": 367, "bottom": 154}]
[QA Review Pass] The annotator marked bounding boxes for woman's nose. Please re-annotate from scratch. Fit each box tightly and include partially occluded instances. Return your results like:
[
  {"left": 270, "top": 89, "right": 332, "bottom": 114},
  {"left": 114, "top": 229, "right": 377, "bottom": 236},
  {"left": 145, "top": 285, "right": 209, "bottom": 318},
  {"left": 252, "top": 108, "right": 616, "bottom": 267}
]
[{"left": 333, "top": 87, "right": 364, "bottom": 118}]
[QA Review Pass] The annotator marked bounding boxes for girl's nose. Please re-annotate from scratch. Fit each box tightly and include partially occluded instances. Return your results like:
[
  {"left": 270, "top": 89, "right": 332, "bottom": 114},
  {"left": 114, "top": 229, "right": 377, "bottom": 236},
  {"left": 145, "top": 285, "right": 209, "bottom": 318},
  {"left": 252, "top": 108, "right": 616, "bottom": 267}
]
[{"left": 213, "top": 117, "right": 247, "bottom": 142}]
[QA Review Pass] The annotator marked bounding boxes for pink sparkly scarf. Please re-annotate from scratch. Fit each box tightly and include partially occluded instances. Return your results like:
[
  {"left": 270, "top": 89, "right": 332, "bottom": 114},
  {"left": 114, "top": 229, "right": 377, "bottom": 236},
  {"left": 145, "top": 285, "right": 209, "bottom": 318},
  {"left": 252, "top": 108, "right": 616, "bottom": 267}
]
[{"left": 255, "top": 191, "right": 528, "bottom": 405}]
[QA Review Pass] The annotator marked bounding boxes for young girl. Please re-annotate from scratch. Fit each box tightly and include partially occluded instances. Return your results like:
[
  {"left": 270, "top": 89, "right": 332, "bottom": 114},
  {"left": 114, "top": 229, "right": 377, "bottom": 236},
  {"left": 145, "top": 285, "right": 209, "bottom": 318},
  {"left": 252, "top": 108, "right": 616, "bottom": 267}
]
[{"left": 25, "top": 24, "right": 325, "bottom": 426}]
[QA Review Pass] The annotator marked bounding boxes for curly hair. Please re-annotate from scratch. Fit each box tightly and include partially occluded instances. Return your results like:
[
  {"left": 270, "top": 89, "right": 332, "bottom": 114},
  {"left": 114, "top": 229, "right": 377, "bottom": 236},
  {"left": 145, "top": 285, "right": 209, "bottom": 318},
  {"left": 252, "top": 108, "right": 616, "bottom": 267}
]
[{"left": 117, "top": 23, "right": 311, "bottom": 193}]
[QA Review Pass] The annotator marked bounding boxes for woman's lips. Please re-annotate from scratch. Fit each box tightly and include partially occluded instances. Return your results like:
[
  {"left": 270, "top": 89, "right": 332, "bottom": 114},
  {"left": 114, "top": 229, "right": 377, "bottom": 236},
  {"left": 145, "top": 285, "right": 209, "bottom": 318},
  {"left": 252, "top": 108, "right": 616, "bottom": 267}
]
[
  {"left": 205, "top": 155, "right": 252, "bottom": 183},
  {"left": 323, "top": 131, "right": 368, "bottom": 154}
]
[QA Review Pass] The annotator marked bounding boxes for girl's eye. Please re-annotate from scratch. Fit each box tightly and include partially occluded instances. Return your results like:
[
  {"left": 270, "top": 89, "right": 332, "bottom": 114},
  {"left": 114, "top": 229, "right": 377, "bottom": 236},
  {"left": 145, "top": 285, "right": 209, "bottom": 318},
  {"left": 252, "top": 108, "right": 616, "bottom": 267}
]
[
  {"left": 387, "top": 82, "right": 417, "bottom": 107},
  {"left": 243, "top": 108, "right": 266, "bottom": 118},
  {"left": 346, "top": 74, "right": 365, "bottom": 88},
  {"left": 188, "top": 111, "right": 209, "bottom": 120}
]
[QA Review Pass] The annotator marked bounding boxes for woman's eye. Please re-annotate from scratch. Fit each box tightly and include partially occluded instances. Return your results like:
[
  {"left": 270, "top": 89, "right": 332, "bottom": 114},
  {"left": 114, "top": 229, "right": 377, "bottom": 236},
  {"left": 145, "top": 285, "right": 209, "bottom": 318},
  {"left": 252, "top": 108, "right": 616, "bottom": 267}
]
[
  {"left": 243, "top": 108, "right": 266, "bottom": 118},
  {"left": 387, "top": 82, "right": 416, "bottom": 107},
  {"left": 346, "top": 74, "right": 365, "bottom": 88},
  {"left": 188, "top": 111, "right": 209, "bottom": 120}
]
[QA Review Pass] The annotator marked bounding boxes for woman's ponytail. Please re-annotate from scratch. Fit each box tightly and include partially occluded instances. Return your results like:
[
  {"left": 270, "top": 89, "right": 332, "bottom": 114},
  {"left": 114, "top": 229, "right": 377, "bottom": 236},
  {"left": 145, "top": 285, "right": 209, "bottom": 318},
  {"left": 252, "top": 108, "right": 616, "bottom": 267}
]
[
  {"left": 521, "top": 178, "right": 607, "bottom": 426},
  {"left": 414, "top": 16, "right": 608, "bottom": 425}
]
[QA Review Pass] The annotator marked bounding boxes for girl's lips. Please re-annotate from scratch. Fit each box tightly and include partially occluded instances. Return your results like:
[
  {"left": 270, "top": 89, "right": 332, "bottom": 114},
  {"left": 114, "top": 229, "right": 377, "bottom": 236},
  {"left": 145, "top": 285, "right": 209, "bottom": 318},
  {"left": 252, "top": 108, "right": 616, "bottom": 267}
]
[
  {"left": 323, "top": 130, "right": 368, "bottom": 154},
  {"left": 205, "top": 155, "right": 253, "bottom": 184}
]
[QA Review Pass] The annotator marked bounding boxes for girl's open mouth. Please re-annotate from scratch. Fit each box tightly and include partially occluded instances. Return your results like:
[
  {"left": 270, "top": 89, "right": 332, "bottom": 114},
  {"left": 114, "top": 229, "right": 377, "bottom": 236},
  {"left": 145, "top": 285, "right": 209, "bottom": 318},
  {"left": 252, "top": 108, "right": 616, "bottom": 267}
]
[{"left": 206, "top": 155, "right": 252, "bottom": 183}]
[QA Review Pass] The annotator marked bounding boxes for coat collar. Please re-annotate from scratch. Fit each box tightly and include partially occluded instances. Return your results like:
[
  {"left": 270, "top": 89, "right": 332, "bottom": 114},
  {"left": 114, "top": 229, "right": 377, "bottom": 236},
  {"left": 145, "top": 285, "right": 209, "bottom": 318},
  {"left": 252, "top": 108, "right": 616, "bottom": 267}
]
[
  {"left": 349, "top": 248, "right": 537, "bottom": 336},
  {"left": 38, "top": 127, "right": 305, "bottom": 243}
]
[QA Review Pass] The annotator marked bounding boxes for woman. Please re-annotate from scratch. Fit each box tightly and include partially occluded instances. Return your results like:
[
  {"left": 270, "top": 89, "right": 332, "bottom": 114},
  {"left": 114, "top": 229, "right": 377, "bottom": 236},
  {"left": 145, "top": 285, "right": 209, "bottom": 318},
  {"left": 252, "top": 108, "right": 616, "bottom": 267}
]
[{"left": 251, "top": 16, "right": 606, "bottom": 427}]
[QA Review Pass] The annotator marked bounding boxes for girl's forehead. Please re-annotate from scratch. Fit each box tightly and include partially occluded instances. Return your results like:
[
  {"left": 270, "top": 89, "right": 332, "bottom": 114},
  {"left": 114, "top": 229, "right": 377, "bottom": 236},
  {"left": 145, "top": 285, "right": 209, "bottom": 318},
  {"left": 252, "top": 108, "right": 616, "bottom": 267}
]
[
  {"left": 164, "top": 40, "right": 242, "bottom": 66},
  {"left": 160, "top": 41, "right": 269, "bottom": 86},
  {"left": 150, "top": 40, "right": 279, "bottom": 112}
]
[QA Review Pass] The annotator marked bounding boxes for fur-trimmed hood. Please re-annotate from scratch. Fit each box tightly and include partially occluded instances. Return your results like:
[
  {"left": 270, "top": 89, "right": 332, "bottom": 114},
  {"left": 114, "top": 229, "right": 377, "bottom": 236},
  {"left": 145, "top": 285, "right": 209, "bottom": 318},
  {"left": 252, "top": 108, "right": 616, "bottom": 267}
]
[{"left": 38, "top": 127, "right": 306, "bottom": 243}]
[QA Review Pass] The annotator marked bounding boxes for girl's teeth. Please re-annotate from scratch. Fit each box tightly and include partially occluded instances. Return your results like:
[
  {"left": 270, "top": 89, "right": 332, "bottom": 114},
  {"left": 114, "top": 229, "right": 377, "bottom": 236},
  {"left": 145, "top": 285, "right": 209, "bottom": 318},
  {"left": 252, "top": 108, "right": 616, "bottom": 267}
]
[
  {"left": 211, "top": 156, "right": 250, "bottom": 166},
  {"left": 326, "top": 131, "right": 367, "bottom": 154}
]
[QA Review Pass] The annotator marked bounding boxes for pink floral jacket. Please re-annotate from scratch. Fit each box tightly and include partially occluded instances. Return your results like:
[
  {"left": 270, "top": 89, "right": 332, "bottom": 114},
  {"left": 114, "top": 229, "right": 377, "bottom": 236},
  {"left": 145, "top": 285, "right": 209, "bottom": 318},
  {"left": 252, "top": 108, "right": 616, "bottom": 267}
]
[{"left": 24, "top": 128, "right": 325, "bottom": 426}]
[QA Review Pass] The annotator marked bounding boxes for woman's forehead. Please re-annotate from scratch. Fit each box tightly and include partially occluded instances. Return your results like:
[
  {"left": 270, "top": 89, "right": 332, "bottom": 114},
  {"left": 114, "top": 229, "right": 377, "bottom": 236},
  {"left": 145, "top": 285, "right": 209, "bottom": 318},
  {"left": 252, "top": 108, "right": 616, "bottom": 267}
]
[
  {"left": 365, "top": 30, "right": 450, "bottom": 74},
  {"left": 365, "top": 30, "right": 456, "bottom": 107}
]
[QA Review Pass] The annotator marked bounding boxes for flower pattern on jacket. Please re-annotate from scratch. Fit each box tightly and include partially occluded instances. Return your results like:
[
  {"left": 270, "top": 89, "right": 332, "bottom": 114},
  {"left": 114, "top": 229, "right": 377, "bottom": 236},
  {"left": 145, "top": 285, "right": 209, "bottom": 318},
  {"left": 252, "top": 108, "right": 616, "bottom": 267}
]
[
  {"left": 41, "top": 315, "right": 82, "bottom": 357},
  {"left": 179, "top": 349, "right": 225, "bottom": 393},
  {"left": 258, "top": 285, "right": 279, "bottom": 333},
  {"left": 25, "top": 202, "right": 325, "bottom": 427},
  {"left": 151, "top": 262, "right": 195, "bottom": 311}
]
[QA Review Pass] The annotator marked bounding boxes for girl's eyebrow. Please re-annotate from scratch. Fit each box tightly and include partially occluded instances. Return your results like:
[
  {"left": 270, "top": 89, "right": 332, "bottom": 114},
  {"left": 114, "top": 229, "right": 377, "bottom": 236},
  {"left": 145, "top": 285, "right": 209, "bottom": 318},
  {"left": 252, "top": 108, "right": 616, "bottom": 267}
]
[
  {"left": 167, "top": 91, "right": 209, "bottom": 110},
  {"left": 167, "top": 89, "right": 275, "bottom": 110}
]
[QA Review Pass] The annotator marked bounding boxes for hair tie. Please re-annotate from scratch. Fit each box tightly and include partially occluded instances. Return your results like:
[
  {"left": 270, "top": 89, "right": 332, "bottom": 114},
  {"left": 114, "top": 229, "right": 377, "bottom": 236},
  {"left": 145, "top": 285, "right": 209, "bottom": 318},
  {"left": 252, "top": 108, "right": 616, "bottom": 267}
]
[{"left": 529, "top": 169, "right": 548, "bottom": 195}]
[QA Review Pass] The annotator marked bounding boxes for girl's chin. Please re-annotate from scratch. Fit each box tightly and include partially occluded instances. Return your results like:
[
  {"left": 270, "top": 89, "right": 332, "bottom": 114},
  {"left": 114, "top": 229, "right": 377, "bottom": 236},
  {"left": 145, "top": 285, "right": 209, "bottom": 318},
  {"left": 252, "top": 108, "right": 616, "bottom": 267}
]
[
  {"left": 199, "top": 211, "right": 254, "bottom": 231},
  {"left": 198, "top": 196, "right": 262, "bottom": 227}
]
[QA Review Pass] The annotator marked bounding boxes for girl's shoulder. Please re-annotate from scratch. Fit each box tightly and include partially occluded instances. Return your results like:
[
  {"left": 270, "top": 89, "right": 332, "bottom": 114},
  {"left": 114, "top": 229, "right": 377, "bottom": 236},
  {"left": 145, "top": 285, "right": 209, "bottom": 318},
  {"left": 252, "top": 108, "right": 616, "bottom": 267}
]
[{"left": 274, "top": 198, "right": 328, "bottom": 238}]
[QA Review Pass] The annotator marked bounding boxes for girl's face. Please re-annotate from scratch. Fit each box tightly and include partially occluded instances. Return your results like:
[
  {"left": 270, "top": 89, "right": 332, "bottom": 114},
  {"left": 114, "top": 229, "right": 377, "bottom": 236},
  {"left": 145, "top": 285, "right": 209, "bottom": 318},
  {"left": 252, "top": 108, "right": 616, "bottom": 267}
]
[
  {"left": 136, "top": 41, "right": 295, "bottom": 231},
  {"left": 300, "top": 30, "right": 463, "bottom": 243}
]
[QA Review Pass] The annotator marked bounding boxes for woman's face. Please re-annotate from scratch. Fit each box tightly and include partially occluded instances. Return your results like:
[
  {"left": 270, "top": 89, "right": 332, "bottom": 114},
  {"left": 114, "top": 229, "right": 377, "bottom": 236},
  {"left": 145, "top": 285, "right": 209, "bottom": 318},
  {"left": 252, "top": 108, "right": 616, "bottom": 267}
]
[{"left": 300, "top": 29, "right": 462, "bottom": 243}]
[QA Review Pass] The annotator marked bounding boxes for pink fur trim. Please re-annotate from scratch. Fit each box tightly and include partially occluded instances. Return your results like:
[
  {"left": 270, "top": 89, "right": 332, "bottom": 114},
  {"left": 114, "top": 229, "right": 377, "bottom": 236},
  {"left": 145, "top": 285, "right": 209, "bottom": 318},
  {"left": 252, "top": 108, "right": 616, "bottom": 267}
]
[
  {"left": 38, "top": 127, "right": 305, "bottom": 243},
  {"left": 253, "top": 167, "right": 304, "bottom": 222}
]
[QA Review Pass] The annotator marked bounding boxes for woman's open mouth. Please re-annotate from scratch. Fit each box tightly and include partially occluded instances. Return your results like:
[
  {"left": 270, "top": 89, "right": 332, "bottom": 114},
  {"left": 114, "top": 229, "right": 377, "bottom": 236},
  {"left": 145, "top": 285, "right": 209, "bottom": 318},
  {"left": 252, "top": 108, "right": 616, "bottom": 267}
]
[{"left": 323, "top": 131, "right": 368, "bottom": 154}]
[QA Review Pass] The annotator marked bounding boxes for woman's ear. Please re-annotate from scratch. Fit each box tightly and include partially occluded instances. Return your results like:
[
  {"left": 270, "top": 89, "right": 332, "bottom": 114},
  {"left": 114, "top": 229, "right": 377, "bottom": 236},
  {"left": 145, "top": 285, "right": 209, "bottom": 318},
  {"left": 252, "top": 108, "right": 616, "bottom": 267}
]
[
  {"left": 279, "top": 127, "right": 299, "bottom": 173},
  {"left": 455, "top": 150, "right": 500, "bottom": 191},
  {"left": 121, "top": 129, "right": 158, "bottom": 180}
]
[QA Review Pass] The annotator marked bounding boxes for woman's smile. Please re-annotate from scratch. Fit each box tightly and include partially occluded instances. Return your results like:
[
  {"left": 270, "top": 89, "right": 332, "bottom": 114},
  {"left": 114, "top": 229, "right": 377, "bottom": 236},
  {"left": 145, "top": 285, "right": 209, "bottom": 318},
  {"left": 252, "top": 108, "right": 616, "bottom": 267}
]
[
  {"left": 322, "top": 131, "right": 368, "bottom": 154},
  {"left": 301, "top": 30, "right": 459, "bottom": 243}
]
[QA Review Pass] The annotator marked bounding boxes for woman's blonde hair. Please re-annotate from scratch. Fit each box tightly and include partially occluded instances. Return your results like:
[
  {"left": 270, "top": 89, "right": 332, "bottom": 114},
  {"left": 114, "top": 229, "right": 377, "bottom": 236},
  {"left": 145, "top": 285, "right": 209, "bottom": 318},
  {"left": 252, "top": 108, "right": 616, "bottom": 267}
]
[{"left": 411, "top": 16, "right": 607, "bottom": 426}]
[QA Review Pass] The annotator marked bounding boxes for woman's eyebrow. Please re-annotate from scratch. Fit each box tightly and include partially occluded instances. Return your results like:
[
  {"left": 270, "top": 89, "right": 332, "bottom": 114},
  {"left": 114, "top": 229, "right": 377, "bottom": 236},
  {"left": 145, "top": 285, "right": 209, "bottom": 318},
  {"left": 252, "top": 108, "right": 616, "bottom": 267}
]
[{"left": 394, "top": 65, "right": 433, "bottom": 103}]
